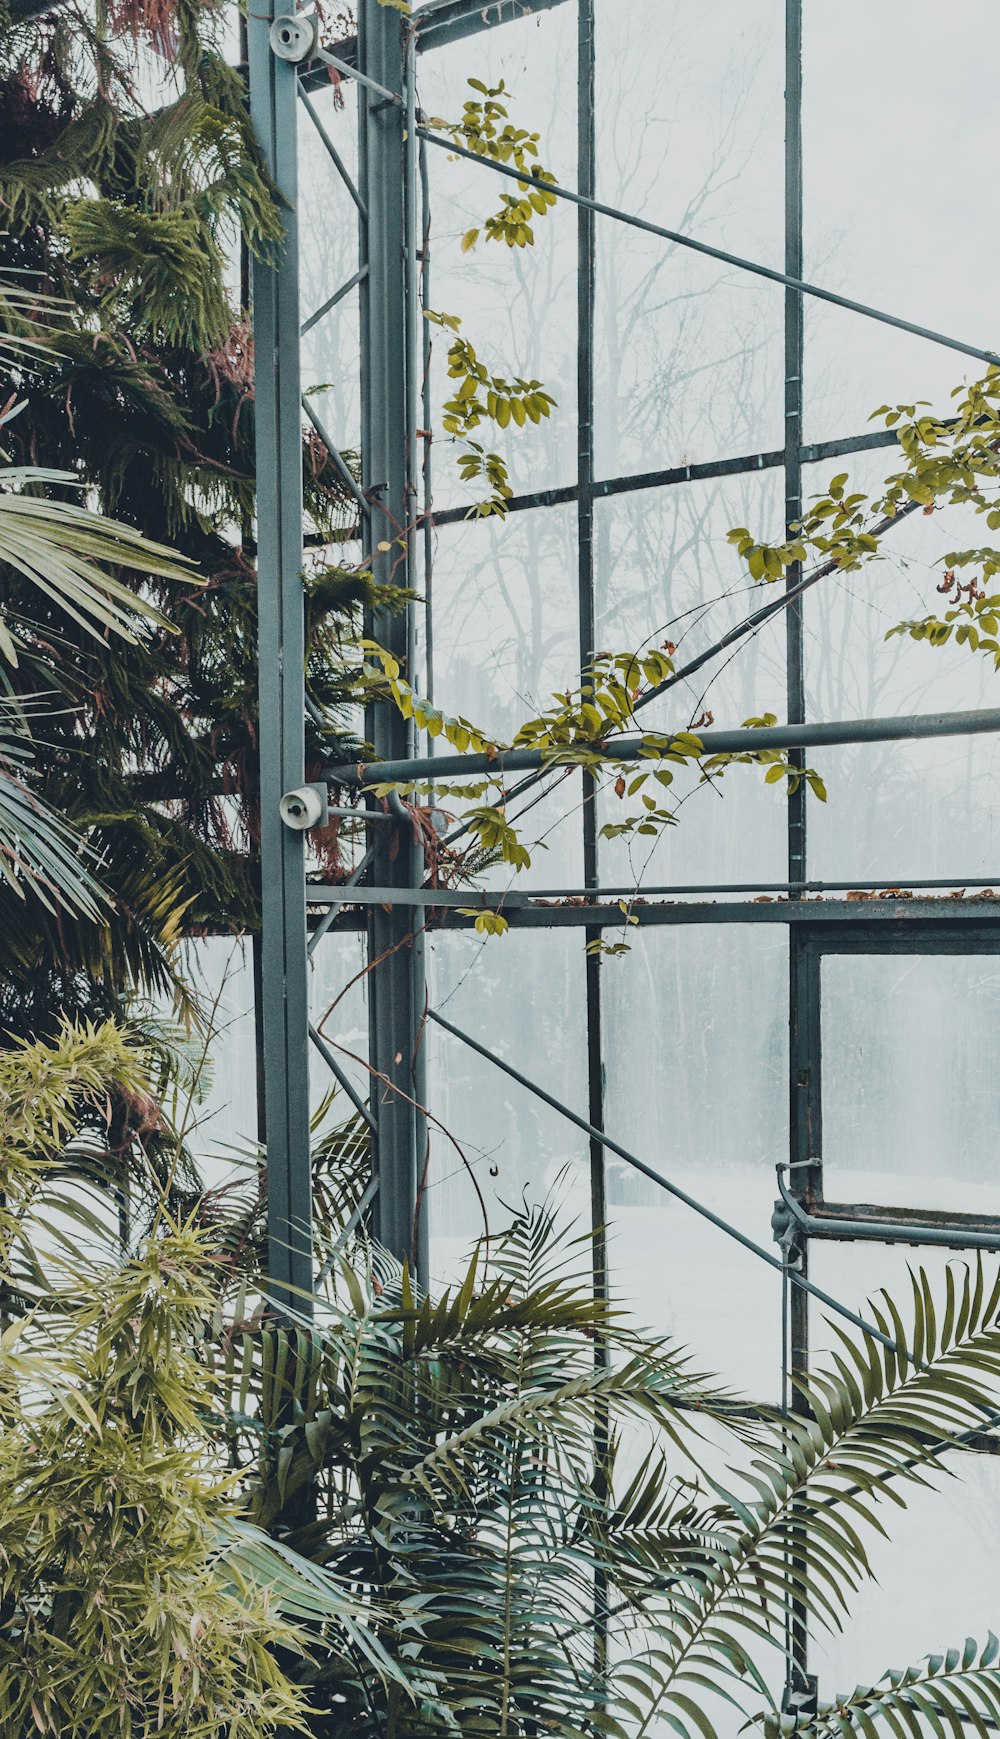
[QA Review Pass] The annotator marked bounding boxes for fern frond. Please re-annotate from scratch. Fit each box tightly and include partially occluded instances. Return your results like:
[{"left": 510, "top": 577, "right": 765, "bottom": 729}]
[
  {"left": 62, "top": 198, "right": 232, "bottom": 348},
  {"left": 768, "top": 1635, "right": 1000, "bottom": 1739},
  {"left": 628, "top": 1260, "right": 1000, "bottom": 1739}
]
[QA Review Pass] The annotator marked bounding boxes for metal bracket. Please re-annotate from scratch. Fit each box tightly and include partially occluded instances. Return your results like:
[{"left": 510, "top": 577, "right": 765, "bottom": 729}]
[
  {"left": 775, "top": 1163, "right": 1000, "bottom": 1252},
  {"left": 270, "top": 10, "right": 319, "bottom": 62},
  {"left": 782, "top": 1674, "right": 818, "bottom": 1718},
  {"left": 279, "top": 782, "right": 329, "bottom": 831}
]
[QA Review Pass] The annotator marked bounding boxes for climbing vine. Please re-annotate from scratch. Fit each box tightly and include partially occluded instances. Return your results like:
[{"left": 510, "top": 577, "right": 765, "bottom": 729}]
[
  {"left": 371, "top": 2, "right": 1000, "bottom": 956},
  {"left": 424, "top": 308, "right": 554, "bottom": 516}
]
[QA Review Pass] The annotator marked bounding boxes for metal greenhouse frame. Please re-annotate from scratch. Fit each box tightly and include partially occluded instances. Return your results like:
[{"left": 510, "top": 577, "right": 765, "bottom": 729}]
[{"left": 248, "top": 0, "right": 1000, "bottom": 1707}]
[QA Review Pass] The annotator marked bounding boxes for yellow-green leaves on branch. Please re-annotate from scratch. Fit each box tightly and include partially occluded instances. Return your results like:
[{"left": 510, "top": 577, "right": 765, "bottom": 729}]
[
  {"left": 359, "top": 640, "right": 500, "bottom": 759},
  {"left": 511, "top": 648, "right": 677, "bottom": 757},
  {"left": 885, "top": 564, "right": 1000, "bottom": 671},
  {"left": 728, "top": 368, "right": 1000, "bottom": 678},
  {"left": 458, "top": 906, "right": 511, "bottom": 936},
  {"left": 425, "top": 309, "right": 555, "bottom": 517},
  {"left": 418, "top": 81, "right": 556, "bottom": 514},
  {"left": 461, "top": 804, "right": 531, "bottom": 871},
  {"left": 359, "top": 639, "right": 828, "bottom": 903},
  {"left": 430, "top": 80, "right": 558, "bottom": 251},
  {"left": 701, "top": 713, "right": 827, "bottom": 803}
]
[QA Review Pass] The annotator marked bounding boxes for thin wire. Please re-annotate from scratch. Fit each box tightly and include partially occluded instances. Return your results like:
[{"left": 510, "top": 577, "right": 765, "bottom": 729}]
[
  {"left": 435, "top": 498, "right": 924, "bottom": 848},
  {"left": 426, "top": 1004, "right": 1000, "bottom": 1374},
  {"left": 417, "top": 127, "right": 1000, "bottom": 369}
]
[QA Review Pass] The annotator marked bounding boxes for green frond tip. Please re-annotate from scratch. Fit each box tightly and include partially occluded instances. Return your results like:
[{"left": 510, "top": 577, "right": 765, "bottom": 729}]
[
  {"left": 767, "top": 1635, "right": 1000, "bottom": 1739},
  {"left": 62, "top": 197, "right": 232, "bottom": 349}
]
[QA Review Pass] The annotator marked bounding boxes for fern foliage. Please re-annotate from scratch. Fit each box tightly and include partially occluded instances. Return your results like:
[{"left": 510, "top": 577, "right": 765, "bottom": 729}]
[
  {"left": 203, "top": 1171, "right": 1000, "bottom": 1739},
  {"left": 4, "top": 1021, "right": 1000, "bottom": 1739}
]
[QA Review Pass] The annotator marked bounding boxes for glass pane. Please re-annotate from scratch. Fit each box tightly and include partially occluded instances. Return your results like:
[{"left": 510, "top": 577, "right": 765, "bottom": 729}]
[
  {"left": 424, "top": 929, "right": 590, "bottom": 1278},
  {"left": 594, "top": 476, "right": 788, "bottom": 892},
  {"left": 802, "top": 451, "right": 1000, "bottom": 886},
  {"left": 822, "top": 953, "right": 1000, "bottom": 1215},
  {"left": 595, "top": 0, "right": 784, "bottom": 476},
  {"left": 308, "top": 929, "right": 373, "bottom": 1135},
  {"left": 603, "top": 924, "right": 788, "bottom": 1397},
  {"left": 299, "top": 83, "right": 362, "bottom": 466},
  {"left": 429, "top": 505, "right": 583, "bottom": 887},
  {"left": 803, "top": 1, "right": 998, "bottom": 445},
  {"left": 809, "top": 1244, "right": 1000, "bottom": 1695},
  {"left": 812, "top": 1453, "right": 1000, "bottom": 1698},
  {"left": 418, "top": 5, "right": 578, "bottom": 504},
  {"left": 431, "top": 506, "right": 579, "bottom": 737}
]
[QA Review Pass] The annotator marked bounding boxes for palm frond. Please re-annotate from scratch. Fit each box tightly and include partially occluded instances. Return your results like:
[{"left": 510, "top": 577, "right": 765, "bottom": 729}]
[
  {"left": 0, "top": 716, "right": 104, "bottom": 916},
  {"left": 770, "top": 1635, "right": 1000, "bottom": 1739},
  {"left": 212, "top": 1516, "right": 406, "bottom": 1685},
  {"left": 0, "top": 465, "right": 194, "bottom": 662},
  {"left": 622, "top": 1260, "right": 1000, "bottom": 1739}
]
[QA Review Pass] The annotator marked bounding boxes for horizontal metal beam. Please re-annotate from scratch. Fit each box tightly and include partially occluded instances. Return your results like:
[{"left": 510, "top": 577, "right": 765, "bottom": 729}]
[
  {"left": 419, "top": 127, "right": 1000, "bottom": 369},
  {"left": 413, "top": 0, "right": 572, "bottom": 53},
  {"left": 430, "top": 427, "right": 902, "bottom": 527},
  {"left": 798, "top": 1204, "right": 1000, "bottom": 1252},
  {"left": 305, "top": 877, "right": 1000, "bottom": 906},
  {"left": 309, "top": 884, "right": 529, "bottom": 907},
  {"left": 304, "top": 891, "right": 1000, "bottom": 931},
  {"left": 327, "top": 706, "right": 1000, "bottom": 787},
  {"left": 423, "top": 874, "right": 1000, "bottom": 899}
]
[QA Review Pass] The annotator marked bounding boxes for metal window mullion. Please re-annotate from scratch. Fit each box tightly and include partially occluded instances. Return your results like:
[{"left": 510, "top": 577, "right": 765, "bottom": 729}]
[
  {"left": 785, "top": 0, "right": 806, "bottom": 901},
  {"left": 248, "top": 3, "right": 314, "bottom": 1315},
  {"left": 428, "top": 425, "right": 903, "bottom": 527},
  {"left": 419, "top": 136, "right": 435, "bottom": 708},
  {"left": 576, "top": 0, "right": 609, "bottom": 1692},
  {"left": 783, "top": 0, "right": 814, "bottom": 1710},
  {"left": 359, "top": 0, "right": 426, "bottom": 1277},
  {"left": 405, "top": 23, "right": 430, "bottom": 1284},
  {"left": 577, "top": 0, "right": 603, "bottom": 1259}
]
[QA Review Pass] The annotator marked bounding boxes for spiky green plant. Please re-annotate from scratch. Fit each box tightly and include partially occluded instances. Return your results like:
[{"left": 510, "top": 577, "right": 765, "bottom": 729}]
[
  {"left": 210, "top": 1167, "right": 1000, "bottom": 1739},
  {"left": 0, "top": 1017, "right": 401, "bottom": 1737},
  {"left": 5, "top": 1014, "right": 1000, "bottom": 1739}
]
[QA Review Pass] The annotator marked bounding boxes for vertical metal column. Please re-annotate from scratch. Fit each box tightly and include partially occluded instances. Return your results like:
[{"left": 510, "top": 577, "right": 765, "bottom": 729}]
[
  {"left": 577, "top": 0, "right": 609, "bottom": 1674},
  {"left": 358, "top": 0, "right": 427, "bottom": 1276},
  {"left": 577, "top": 0, "right": 605, "bottom": 1306},
  {"left": 783, "top": 4, "right": 808, "bottom": 1192},
  {"left": 783, "top": 0, "right": 816, "bottom": 1708},
  {"left": 785, "top": 934, "right": 820, "bottom": 1704},
  {"left": 248, "top": 4, "right": 314, "bottom": 1314},
  {"left": 784, "top": 0, "right": 806, "bottom": 890}
]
